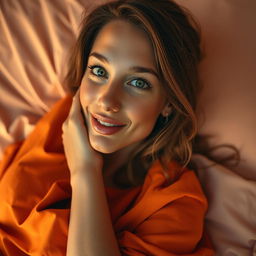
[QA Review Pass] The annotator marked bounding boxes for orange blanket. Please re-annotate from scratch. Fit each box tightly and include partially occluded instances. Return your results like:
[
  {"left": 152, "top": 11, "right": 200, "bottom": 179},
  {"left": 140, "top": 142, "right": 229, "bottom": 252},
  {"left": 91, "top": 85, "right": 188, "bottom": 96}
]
[{"left": 0, "top": 96, "right": 213, "bottom": 255}]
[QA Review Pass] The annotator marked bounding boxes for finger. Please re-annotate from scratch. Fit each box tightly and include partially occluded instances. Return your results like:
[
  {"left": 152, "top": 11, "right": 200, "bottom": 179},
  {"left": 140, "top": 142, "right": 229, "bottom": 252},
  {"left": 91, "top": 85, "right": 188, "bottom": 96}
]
[
  {"left": 62, "top": 89, "right": 81, "bottom": 133},
  {"left": 69, "top": 89, "right": 81, "bottom": 117}
]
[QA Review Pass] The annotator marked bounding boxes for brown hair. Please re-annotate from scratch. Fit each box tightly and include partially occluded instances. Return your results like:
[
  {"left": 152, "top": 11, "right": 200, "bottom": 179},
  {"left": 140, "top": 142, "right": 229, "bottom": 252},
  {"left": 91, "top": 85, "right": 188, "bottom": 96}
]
[{"left": 64, "top": 0, "right": 201, "bottom": 187}]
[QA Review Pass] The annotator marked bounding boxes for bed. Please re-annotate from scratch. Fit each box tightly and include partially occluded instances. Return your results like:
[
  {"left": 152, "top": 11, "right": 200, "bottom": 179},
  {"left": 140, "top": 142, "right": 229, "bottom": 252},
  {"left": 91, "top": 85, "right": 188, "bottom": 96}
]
[{"left": 0, "top": 0, "right": 256, "bottom": 255}]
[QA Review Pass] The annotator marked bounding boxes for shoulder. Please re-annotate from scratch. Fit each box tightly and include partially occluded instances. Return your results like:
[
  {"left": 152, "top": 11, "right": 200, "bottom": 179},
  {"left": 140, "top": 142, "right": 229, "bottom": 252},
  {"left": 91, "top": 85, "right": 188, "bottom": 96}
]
[
  {"left": 116, "top": 161, "right": 213, "bottom": 255},
  {"left": 138, "top": 161, "right": 207, "bottom": 206},
  {"left": 124, "top": 160, "right": 208, "bottom": 232}
]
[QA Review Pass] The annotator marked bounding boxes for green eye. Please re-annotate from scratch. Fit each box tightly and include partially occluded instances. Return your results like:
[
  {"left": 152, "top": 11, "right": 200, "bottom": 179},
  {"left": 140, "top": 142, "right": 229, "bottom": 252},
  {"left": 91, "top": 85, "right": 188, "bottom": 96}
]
[
  {"left": 130, "top": 79, "right": 151, "bottom": 89},
  {"left": 89, "top": 66, "right": 107, "bottom": 78}
]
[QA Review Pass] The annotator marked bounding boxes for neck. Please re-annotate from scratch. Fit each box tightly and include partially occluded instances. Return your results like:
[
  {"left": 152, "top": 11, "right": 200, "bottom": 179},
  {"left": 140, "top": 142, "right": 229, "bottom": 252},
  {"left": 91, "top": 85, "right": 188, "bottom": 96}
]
[
  {"left": 103, "top": 151, "right": 129, "bottom": 176},
  {"left": 102, "top": 144, "right": 139, "bottom": 187}
]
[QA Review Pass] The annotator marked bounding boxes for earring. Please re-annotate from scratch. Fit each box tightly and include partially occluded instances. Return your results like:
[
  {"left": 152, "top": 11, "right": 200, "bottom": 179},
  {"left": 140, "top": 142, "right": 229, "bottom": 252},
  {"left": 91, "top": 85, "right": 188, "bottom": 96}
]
[{"left": 163, "top": 113, "right": 169, "bottom": 125}]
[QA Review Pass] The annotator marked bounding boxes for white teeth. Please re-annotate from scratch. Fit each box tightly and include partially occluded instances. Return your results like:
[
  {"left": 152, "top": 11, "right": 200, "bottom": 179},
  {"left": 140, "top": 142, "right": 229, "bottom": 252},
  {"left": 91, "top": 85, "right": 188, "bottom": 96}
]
[{"left": 97, "top": 119, "right": 119, "bottom": 127}]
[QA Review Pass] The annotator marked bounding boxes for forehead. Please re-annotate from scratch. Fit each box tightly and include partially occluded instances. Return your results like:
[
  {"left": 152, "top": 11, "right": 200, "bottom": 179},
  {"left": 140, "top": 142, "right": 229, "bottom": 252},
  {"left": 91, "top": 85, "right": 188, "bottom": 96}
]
[{"left": 90, "top": 20, "right": 156, "bottom": 67}]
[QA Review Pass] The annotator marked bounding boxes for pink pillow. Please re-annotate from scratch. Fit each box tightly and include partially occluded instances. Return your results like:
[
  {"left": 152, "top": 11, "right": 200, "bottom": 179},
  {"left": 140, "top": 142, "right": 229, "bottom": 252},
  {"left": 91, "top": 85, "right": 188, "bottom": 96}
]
[
  {"left": 176, "top": 0, "right": 256, "bottom": 254},
  {"left": 177, "top": 0, "right": 256, "bottom": 180}
]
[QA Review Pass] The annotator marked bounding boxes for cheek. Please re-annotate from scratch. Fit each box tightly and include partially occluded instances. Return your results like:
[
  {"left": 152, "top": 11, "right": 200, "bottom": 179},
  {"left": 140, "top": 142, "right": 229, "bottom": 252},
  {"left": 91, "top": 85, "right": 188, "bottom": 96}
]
[
  {"left": 127, "top": 99, "right": 162, "bottom": 128},
  {"left": 80, "top": 79, "right": 95, "bottom": 109}
]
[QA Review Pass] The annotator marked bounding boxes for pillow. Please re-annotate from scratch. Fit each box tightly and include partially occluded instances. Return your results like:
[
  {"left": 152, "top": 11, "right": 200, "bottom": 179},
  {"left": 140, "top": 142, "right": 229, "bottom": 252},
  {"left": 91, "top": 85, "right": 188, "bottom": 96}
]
[
  {"left": 177, "top": 0, "right": 256, "bottom": 180},
  {"left": 1, "top": 0, "right": 255, "bottom": 254},
  {"left": 0, "top": 0, "right": 99, "bottom": 156},
  {"left": 176, "top": 0, "right": 256, "bottom": 254}
]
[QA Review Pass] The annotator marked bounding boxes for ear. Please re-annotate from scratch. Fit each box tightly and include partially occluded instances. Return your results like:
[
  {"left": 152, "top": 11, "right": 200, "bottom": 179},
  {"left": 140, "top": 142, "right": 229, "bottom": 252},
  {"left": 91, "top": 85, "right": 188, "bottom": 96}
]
[{"left": 161, "top": 102, "right": 172, "bottom": 117}]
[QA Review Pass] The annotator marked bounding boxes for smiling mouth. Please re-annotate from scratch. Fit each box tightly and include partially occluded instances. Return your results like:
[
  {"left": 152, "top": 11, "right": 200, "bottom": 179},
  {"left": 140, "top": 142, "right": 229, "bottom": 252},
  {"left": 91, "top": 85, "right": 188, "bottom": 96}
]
[
  {"left": 96, "top": 119, "right": 123, "bottom": 127},
  {"left": 91, "top": 114, "right": 126, "bottom": 135}
]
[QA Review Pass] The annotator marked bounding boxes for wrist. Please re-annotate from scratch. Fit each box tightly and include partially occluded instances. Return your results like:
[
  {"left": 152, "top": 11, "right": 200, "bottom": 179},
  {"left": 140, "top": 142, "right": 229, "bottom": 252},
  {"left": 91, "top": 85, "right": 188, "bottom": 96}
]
[{"left": 69, "top": 165, "right": 103, "bottom": 187}]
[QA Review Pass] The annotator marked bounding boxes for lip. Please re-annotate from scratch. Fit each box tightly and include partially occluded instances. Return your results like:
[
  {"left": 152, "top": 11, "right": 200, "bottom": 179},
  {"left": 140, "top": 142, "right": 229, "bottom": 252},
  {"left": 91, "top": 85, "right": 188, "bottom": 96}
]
[
  {"left": 90, "top": 113, "right": 126, "bottom": 135},
  {"left": 92, "top": 113, "right": 126, "bottom": 126}
]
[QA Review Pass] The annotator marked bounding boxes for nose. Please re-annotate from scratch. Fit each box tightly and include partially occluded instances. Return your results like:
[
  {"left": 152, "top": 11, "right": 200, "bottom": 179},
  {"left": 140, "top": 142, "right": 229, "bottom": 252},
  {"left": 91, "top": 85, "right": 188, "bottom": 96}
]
[{"left": 97, "top": 80, "right": 122, "bottom": 112}]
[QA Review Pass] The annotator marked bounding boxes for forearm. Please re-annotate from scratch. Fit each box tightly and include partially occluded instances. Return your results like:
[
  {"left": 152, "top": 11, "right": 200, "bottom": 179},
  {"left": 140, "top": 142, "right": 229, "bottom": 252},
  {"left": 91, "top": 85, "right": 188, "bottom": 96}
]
[{"left": 66, "top": 169, "right": 121, "bottom": 256}]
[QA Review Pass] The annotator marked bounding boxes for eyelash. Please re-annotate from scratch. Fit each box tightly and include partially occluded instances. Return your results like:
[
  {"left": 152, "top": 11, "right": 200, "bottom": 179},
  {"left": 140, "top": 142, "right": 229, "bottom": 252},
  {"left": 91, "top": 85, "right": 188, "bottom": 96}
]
[
  {"left": 87, "top": 65, "right": 152, "bottom": 90},
  {"left": 88, "top": 65, "right": 108, "bottom": 78}
]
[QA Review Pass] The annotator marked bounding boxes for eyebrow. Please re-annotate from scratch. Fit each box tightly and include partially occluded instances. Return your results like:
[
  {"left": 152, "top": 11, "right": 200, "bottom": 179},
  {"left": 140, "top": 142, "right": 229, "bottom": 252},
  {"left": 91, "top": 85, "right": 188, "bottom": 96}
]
[
  {"left": 89, "top": 52, "right": 109, "bottom": 63},
  {"left": 89, "top": 52, "right": 159, "bottom": 79}
]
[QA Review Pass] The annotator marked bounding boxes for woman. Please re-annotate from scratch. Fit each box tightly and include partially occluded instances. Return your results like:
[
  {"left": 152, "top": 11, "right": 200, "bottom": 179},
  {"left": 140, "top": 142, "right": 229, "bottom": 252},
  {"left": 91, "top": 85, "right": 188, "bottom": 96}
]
[
  {"left": 0, "top": 0, "right": 213, "bottom": 255},
  {"left": 63, "top": 0, "right": 213, "bottom": 255}
]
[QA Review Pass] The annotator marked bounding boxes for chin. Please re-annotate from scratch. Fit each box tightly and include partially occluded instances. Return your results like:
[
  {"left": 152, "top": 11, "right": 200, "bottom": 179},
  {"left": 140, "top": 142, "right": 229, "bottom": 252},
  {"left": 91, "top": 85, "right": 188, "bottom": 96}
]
[
  {"left": 90, "top": 141, "right": 116, "bottom": 154},
  {"left": 94, "top": 147, "right": 114, "bottom": 154},
  {"left": 89, "top": 135, "right": 140, "bottom": 156}
]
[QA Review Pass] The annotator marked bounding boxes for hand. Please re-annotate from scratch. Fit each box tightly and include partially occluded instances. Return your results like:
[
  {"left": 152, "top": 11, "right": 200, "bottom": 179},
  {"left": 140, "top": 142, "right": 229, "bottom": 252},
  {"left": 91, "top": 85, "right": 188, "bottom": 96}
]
[{"left": 62, "top": 90, "right": 103, "bottom": 178}]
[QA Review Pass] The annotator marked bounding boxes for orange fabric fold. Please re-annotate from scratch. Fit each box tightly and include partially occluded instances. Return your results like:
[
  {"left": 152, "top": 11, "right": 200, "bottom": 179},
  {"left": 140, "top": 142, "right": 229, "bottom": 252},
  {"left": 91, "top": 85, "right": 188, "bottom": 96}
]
[{"left": 0, "top": 96, "right": 214, "bottom": 255}]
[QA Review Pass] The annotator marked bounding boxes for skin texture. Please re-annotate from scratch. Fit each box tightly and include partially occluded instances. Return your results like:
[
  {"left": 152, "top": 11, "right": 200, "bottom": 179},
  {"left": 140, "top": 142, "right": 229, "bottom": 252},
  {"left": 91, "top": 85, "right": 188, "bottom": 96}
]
[
  {"left": 63, "top": 20, "right": 171, "bottom": 256},
  {"left": 80, "top": 20, "right": 170, "bottom": 158}
]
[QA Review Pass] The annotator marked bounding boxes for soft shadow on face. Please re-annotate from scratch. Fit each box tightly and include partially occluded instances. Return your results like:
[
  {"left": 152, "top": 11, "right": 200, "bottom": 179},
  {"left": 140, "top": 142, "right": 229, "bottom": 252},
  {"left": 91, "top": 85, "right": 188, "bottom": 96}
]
[{"left": 79, "top": 20, "right": 169, "bottom": 157}]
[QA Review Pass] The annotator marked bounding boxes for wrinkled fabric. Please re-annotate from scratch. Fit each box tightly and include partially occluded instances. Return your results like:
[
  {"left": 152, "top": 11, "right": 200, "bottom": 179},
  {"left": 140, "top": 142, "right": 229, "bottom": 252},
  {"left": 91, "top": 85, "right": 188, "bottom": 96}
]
[
  {"left": 1, "top": 1, "right": 256, "bottom": 254},
  {"left": 193, "top": 154, "right": 256, "bottom": 256},
  {"left": 0, "top": 96, "right": 213, "bottom": 255}
]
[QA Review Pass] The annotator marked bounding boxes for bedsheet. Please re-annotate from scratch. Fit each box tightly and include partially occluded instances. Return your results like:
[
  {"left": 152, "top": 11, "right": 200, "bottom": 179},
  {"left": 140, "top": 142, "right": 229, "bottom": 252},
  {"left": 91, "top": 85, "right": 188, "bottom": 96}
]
[
  {"left": 0, "top": 0, "right": 256, "bottom": 255},
  {"left": 0, "top": 96, "right": 214, "bottom": 255}
]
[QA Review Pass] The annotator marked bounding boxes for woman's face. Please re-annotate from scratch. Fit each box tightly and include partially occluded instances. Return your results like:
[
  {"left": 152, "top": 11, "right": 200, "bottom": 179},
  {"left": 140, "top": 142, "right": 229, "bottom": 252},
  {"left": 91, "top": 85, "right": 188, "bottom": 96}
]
[{"left": 80, "top": 20, "right": 169, "bottom": 154}]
